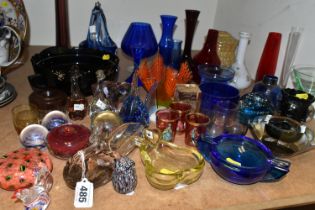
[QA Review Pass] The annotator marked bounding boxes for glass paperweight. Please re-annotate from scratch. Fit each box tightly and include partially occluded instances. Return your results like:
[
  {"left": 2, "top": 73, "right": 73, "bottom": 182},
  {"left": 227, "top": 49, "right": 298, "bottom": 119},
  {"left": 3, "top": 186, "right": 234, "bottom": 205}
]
[
  {"left": 101, "top": 81, "right": 131, "bottom": 108},
  {"left": 112, "top": 156, "right": 137, "bottom": 194},
  {"left": 119, "top": 91, "right": 149, "bottom": 127},
  {"left": 0, "top": 148, "right": 53, "bottom": 191},
  {"left": 63, "top": 145, "right": 118, "bottom": 189},
  {"left": 90, "top": 111, "right": 122, "bottom": 142},
  {"left": 138, "top": 129, "right": 205, "bottom": 190},
  {"left": 47, "top": 124, "right": 90, "bottom": 159},
  {"left": 63, "top": 123, "right": 143, "bottom": 189},
  {"left": 19, "top": 124, "right": 49, "bottom": 148},
  {"left": 198, "top": 134, "right": 290, "bottom": 185},
  {"left": 41, "top": 110, "right": 69, "bottom": 131},
  {"left": 250, "top": 115, "right": 315, "bottom": 157}
]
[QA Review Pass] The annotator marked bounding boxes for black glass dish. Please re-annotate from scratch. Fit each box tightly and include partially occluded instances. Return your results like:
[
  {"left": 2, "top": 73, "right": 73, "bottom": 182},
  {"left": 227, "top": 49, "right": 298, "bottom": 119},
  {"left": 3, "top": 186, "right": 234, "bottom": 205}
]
[{"left": 31, "top": 46, "right": 119, "bottom": 96}]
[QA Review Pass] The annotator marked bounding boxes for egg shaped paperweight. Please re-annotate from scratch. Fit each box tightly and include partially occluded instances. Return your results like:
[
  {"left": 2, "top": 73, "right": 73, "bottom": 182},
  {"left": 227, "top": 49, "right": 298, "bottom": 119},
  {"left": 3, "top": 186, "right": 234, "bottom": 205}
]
[
  {"left": 19, "top": 124, "right": 49, "bottom": 148},
  {"left": 41, "top": 110, "right": 69, "bottom": 131},
  {"left": 112, "top": 156, "right": 137, "bottom": 194},
  {"left": 47, "top": 124, "right": 90, "bottom": 159}
]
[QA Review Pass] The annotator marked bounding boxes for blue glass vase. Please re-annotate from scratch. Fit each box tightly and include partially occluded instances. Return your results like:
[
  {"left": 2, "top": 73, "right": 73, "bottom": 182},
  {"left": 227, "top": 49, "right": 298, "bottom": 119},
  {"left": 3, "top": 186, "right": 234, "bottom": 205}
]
[
  {"left": 159, "top": 15, "right": 177, "bottom": 66},
  {"left": 121, "top": 22, "right": 158, "bottom": 83},
  {"left": 80, "top": 2, "right": 117, "bottom": 54},
  {"left": 171, "top": 39, "right": 182, "bottom": 70}
]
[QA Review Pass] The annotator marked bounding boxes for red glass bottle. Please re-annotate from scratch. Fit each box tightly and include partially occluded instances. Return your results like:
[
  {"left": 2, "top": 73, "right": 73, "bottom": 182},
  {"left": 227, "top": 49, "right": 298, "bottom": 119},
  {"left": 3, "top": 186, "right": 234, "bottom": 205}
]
[
  {"left": 255, "top": 32, "right": 282, "bottom": 82},
  {"left": 193, "top": 29, "right": 221, "bottom": 83}
]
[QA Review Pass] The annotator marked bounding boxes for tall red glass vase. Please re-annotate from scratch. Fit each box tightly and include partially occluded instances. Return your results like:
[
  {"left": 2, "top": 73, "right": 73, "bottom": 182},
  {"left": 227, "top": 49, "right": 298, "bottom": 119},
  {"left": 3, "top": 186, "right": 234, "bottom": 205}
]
[{"left": 255, "top": 32, "right": 282, "bottom": 82}]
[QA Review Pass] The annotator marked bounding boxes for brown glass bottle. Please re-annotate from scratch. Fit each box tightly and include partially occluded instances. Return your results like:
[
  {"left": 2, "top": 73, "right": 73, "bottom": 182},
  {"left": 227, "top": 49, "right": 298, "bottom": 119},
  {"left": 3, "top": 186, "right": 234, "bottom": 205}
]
[{"left": 67, "top": 66, "right": 88, "bottom": 120}]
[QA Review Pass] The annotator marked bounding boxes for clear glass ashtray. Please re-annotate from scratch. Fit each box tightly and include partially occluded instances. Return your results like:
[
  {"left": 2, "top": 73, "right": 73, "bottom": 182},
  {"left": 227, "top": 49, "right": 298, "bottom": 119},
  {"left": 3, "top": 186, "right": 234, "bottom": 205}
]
[{"left": 250, "top": 115, "right": 315, "bottom": 157}]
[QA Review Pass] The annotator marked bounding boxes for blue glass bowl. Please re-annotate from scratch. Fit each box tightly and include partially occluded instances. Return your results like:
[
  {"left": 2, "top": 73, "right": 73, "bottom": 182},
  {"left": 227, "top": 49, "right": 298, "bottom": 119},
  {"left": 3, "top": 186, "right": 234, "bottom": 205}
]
[
  {"left": 197, "top": 134, "right": 290, "bottom": 185},
  {"left": 198, "top": 64, "right": 235, "bottom": 85},
  {"left": 199, "top": 82, "right": 240, "bottom": 117}
]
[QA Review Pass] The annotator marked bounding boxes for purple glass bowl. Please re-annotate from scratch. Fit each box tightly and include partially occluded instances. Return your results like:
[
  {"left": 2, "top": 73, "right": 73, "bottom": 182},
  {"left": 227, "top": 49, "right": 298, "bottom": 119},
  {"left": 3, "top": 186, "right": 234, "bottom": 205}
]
[
  {"left": 197, "top": 134, "right": 290, "bottom": 185},
  {"left": 199, "top": 82, "right": 240, "bottom": 117}
]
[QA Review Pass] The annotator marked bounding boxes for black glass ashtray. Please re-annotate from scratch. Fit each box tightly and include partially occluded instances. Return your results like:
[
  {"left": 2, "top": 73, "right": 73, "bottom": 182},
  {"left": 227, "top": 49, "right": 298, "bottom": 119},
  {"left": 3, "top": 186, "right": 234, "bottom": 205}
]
[{"left": 31, "top": 46, "right": 119, "bottom": 96}]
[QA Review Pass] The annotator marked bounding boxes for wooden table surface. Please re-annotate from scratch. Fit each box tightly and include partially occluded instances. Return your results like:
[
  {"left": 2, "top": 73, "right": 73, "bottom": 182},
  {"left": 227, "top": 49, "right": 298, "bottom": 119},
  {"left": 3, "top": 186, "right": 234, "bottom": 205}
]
[{"left": 0, "top": 46, "right": 315, "bottom": 210}]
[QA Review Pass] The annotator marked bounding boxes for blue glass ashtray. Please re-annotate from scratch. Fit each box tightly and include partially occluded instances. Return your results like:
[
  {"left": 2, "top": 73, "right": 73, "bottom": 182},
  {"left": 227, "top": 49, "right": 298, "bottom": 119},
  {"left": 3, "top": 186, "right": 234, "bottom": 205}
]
[{"left": 197, "top": 134, "right": 290, "bottom": 185}]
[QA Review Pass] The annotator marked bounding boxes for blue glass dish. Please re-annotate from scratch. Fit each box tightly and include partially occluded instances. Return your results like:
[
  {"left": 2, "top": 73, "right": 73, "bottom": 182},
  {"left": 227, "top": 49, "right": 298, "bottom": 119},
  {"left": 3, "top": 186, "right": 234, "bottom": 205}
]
[
  {"left": 198, "top": 64, "right": 235, "bottom": 85},
  {"left": 197, "top": 134, "right": 290, "bottom": 185}
]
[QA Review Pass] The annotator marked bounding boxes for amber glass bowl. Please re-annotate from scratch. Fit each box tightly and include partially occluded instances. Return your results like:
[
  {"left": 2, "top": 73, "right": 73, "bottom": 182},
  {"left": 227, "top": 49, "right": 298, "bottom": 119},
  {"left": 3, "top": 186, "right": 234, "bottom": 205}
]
[{"left": 139, "top": 129, "right": 205, "bottom": 190}]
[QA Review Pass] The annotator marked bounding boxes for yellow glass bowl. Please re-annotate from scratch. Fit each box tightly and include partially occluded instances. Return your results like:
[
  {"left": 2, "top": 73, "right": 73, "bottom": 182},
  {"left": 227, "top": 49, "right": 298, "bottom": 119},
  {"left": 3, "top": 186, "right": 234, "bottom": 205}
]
[{"left": 139, "top": 129, "right": 205, "bottom": 190}]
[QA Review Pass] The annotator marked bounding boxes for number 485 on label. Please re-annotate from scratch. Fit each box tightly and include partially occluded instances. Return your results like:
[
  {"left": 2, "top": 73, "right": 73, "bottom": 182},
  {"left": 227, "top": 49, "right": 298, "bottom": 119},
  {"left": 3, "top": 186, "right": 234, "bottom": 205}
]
[{"left": 74, "top": 178, "right": 94, "bottom": 208}]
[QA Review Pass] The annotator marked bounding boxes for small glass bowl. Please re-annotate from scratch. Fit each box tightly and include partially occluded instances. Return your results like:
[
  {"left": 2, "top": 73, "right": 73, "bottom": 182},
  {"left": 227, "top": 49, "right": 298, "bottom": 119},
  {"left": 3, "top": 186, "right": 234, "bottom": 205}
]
[{"left": 198, "top": 64, "right": 235, "bottom": 85}]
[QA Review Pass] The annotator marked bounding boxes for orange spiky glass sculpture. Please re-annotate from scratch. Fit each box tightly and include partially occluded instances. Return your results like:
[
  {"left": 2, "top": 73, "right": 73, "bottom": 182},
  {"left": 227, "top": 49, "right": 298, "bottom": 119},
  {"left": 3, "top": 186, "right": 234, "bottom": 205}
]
[{"left": 137, "top": 54, "right": 192, "bottom": 107}]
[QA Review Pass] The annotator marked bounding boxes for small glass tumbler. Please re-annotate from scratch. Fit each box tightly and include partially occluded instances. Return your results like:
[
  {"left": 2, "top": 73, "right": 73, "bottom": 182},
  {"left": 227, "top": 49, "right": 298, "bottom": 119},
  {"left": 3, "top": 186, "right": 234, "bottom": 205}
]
[
  {"left": 185, "top": 112, "right": 210, "bottom": 147},
  {"left": 156, "top": 109, "right": 179, "bottom": 142},
  {"left": 12, "top": 104, "right": 40, "bottom": 134},
  {"left": 170, "top": 101, "right": 192, "bottom": 133},
  {"left": 208, "top": 101, "right": 247, "bottom": 137}
]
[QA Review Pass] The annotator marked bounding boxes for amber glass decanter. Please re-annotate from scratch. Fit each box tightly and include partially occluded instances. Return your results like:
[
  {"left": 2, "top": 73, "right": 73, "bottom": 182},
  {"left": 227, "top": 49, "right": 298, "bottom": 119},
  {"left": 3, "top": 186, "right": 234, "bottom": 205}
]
[{"left": 67, "top": 65, "right": 88, "bottom": 120}]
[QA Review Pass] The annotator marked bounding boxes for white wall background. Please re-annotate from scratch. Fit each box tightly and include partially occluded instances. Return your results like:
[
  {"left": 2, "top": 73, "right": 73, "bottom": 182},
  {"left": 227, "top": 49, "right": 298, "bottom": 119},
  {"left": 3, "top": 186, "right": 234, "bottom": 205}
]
[
  {"left": 24, "top": 0, "right": 218, "bottom": 50},
  {"left": 214, "top": 0, "right": 315, "bottom": 80},
  {"left": 23, "top": 0, "right": 315, "bottom": 83}
]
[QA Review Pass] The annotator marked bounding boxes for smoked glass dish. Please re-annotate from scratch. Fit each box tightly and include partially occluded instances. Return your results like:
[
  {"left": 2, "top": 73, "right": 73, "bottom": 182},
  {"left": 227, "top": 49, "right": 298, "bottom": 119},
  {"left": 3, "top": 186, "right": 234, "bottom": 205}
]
[{"left": 250, "top": 115, "right": 315, "bottom": 157}]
